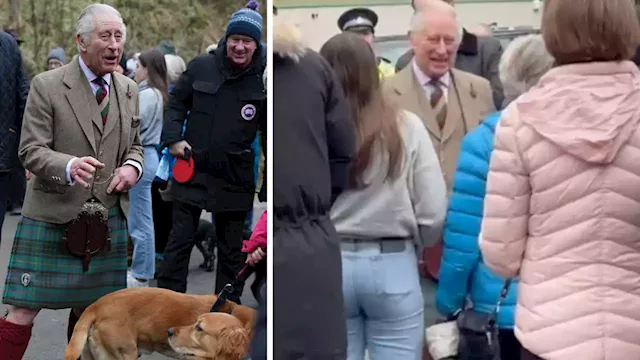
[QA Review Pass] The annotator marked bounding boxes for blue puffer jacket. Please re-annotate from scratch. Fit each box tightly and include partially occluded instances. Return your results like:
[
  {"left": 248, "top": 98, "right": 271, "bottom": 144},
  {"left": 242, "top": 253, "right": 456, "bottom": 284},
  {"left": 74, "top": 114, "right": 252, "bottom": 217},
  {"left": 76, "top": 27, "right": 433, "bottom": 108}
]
[{"left": 436, "top": 111, "right": 519, "bottom": 329}]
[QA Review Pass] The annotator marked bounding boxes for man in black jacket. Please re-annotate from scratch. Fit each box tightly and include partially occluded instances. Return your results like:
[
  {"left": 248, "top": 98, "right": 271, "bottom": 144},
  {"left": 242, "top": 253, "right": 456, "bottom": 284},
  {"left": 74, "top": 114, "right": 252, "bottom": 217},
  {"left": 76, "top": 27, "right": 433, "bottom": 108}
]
[
  {"left": 396, "top": 0, "right": 504, "bottom": 109},
  {"left": 158, "top": 1, "right": 266, "bottom": 302},
  {"left": 0, "top": 31, "right": 29, "bottom": 240}
]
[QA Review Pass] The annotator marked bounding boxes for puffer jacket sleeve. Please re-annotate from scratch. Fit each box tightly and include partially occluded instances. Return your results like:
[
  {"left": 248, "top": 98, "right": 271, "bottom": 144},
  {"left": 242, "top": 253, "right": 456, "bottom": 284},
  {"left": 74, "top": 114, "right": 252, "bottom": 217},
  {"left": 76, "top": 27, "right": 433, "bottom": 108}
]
[
  {"left": 437, "top": 121, "right": 493, "bottom": 316},
  {"left": 480, "top": 107, "right": 530, "bottom": 278}
]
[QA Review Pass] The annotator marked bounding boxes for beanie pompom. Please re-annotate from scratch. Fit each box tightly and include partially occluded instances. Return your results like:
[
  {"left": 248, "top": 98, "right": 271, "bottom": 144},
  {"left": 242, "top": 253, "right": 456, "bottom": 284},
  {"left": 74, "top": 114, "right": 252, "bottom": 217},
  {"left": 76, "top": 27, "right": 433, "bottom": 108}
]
[{"left": 246, "top": 0, "right": 259, "bottom": 11}]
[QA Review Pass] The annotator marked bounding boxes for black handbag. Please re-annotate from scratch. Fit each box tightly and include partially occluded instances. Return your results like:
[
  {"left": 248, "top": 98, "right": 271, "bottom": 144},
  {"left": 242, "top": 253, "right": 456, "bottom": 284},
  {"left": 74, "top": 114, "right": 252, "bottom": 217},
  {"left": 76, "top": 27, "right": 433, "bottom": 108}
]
[{"left": 456, "top": 279, "right": 512, "bottom": 360}]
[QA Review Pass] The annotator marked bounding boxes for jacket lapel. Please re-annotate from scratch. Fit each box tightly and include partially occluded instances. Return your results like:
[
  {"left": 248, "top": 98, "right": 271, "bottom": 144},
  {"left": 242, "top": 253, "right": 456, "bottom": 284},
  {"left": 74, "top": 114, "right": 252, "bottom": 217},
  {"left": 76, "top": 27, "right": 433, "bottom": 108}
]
[
  {"left": 63, "top": 58, "right": 98, "bottom": 154},
  {"left": 104, "top": 74, "right": 124, "bottom": 138},
  {"left": 441, "top": 70, "right": 464, "bottom": 143},
  {"left": 392, "top": 66, "right": 441, "bottom": 139},
  {"left": 110, "top": 73, "right": 132, "bottom": 161}
]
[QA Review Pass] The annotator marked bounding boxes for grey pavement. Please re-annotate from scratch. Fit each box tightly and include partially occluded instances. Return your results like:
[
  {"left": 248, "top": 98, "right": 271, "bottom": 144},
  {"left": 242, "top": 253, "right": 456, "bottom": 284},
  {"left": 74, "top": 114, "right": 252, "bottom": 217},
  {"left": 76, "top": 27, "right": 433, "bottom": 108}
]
[{"left": 0, "top": 201, "right": 266, "bottom": 360}]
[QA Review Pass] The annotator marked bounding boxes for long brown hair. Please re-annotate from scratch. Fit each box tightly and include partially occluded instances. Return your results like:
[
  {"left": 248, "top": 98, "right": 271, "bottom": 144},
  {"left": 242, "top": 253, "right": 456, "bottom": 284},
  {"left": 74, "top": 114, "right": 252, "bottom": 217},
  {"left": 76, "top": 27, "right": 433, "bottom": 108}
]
[
  {"left": 320, "top": 33, "right": 404, "bottom": 187},
  {"left": 138, "top": 49, "right": 170, "bottom": 105}
]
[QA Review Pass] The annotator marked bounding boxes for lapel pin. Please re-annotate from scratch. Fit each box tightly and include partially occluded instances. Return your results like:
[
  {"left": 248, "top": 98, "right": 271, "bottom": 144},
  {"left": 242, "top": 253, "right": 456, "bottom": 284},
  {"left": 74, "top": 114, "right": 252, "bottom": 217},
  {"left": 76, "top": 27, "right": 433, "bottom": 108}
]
[
  {"left": 126, "top": 85, "right": 132, "bottom": 100},
  {"left": 470, "top": 84, "right": 477, "bottom": 99}
]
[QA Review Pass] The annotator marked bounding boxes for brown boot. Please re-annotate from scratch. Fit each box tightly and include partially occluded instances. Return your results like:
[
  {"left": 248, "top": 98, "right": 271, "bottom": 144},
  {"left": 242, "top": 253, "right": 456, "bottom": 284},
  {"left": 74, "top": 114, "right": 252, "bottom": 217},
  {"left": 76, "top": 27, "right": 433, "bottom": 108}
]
[
  {"left": 0, "top": 317, "right": 33, "bottom": 360},
  {"left": 67, "top": 309, "right": 80, "bottom": 343}
]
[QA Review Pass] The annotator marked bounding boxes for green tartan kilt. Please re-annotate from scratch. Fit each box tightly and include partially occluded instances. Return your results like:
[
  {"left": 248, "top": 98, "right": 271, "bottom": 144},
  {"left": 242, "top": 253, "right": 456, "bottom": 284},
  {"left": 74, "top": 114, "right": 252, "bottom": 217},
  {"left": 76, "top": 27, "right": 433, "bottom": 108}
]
[{"left": 2, "top": 207, "right": 127, "bottom": 309}]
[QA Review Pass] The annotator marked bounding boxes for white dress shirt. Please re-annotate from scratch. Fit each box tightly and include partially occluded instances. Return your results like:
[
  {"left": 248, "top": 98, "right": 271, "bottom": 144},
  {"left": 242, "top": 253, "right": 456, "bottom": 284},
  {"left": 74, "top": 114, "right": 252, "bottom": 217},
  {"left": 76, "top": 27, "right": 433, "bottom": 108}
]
[
  {"left": 412, "top": 59, "right": 450, "bottom": 103},
  {"left": 66, "top": 56, "right": 142, "bottom": 184}
]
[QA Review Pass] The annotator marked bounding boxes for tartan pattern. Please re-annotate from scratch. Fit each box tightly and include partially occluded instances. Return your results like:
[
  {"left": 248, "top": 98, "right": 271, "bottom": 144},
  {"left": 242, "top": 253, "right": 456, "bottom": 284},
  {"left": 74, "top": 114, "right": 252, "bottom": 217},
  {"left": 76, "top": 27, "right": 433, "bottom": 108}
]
[
  {"left": 2, "top": 207, "right": 127, "bottom": 309},
  {"left": 93, "top": 77, "right": 109, "bottom": 124}
]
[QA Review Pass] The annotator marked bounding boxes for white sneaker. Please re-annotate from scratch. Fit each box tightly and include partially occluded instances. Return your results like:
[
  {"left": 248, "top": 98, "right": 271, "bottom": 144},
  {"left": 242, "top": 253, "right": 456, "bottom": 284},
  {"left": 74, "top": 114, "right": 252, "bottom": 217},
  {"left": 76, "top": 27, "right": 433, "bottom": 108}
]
[{"left": 127, "top": 271, "right": 149, "bottom": 288}]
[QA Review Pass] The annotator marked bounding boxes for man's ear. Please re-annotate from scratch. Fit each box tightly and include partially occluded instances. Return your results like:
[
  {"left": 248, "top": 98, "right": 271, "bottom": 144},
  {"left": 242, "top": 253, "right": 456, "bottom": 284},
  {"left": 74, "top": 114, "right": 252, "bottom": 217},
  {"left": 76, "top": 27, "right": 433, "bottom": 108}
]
[{"left": 76, "top": 34, "right": 88, "bottom": 53}]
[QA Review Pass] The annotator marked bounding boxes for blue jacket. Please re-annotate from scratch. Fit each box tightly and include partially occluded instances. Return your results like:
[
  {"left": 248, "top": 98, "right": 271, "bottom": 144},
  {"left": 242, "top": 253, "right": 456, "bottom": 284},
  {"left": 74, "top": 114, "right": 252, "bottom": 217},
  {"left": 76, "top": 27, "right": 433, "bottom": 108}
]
[{"left": 436, "top": 111, "right": 519, "bottom": 329}]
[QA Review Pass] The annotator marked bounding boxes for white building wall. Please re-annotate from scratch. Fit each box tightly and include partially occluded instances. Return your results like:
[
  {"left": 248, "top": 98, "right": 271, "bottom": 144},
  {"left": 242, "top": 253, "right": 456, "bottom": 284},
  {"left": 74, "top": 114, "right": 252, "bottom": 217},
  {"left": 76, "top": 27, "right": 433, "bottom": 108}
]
[{"left": 279, "top": 2, "right": 543, "bottom": 50}]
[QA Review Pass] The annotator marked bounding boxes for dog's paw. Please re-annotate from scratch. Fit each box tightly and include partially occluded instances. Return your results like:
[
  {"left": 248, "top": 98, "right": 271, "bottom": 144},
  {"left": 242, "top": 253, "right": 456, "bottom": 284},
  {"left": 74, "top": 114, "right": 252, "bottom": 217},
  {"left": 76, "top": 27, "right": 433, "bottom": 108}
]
[
  {"left": 205, "top": 265, "right": 214, "bottom": 272},
  {"left": 199, "top": 262, "right": 207, "bottom": 269}
]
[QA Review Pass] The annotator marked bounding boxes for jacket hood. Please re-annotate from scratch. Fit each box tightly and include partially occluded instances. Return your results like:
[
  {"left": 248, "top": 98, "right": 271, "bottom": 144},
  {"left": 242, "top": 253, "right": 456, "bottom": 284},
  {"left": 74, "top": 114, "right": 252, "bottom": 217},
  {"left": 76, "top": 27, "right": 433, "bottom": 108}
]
[
  {"left": 516, "top": 61, "right": 640, "bottom": 164},
  {"left": 273, "top": 18, "right": 306, "bottom": 62}
]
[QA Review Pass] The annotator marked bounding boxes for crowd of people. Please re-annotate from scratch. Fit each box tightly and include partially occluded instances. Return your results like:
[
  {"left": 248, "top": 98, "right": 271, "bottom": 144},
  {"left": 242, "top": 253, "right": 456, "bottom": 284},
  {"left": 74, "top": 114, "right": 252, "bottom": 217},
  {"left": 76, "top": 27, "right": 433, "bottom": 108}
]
[
  {"left": 0, "top": 1, "right": 267, "bottom": 359},
  {"left": 274, "top": 0, "right": 640, "bottom": 359}
]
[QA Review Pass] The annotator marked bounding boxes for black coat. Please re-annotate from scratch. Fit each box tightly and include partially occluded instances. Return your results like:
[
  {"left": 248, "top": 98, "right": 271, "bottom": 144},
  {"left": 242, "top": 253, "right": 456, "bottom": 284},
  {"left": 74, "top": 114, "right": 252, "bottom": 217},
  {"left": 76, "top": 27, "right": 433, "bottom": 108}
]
[
  {"left": 162, "top": 40, "right": 267, "bottom": 213},
  {"left": 273, "top": 24, "right": 355, "bottom": 359},
  {"left": 0, "top": 32, "right": 29, "bottom": 173}
]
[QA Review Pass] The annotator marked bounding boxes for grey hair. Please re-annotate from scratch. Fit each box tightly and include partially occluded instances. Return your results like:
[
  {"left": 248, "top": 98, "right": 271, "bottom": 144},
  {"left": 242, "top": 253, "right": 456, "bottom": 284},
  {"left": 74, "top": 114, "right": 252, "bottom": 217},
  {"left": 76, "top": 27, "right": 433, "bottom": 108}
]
[
  {"left": 499, "top": 34, "right": 554, "bottom": 104},
  {"left": 76, "top": 4, "right": 127, "bottom": 50},
  {"left": 164, "top": 54, "right": 186, "bottom": 84},
  {"left": 408, "top": 6, "right": 461, "bottom": 43}
]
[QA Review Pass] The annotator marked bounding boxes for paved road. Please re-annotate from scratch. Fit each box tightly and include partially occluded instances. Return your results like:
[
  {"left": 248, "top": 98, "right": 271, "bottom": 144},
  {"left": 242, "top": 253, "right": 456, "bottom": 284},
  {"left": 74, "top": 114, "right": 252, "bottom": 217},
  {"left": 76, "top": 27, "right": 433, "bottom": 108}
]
[{"left": 0, "top": 201, "right": 266, "bottom": 360}]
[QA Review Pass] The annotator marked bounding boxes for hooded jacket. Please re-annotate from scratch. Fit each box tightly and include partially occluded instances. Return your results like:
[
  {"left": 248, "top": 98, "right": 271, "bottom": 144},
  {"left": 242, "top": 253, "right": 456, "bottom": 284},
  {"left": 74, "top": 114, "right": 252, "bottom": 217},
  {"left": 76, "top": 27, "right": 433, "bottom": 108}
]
[
  {"left": 271, "top": 18, "right": 354, "bottom": 360},
  {"left": 480, "top": 61, "right": 640, "bottom": 359}
]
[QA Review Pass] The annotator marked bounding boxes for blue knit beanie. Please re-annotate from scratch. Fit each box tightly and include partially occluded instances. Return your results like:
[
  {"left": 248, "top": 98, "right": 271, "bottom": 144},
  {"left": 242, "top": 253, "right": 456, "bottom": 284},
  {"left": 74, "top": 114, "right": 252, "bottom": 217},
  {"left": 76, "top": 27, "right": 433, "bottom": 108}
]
[{"left": 226, "top": 0, "right": 263, "bottom": 44}]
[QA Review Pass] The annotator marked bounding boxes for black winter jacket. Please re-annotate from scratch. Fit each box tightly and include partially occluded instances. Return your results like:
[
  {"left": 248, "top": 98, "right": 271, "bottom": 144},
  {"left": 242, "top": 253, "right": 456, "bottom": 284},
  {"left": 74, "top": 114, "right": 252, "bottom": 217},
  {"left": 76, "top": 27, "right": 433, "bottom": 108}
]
[
  {"left": 0, "top": 32, "right": 30, "bottom": 173},
  {"left": 161, "top": 39, "right": 267, "bottom": 212}
]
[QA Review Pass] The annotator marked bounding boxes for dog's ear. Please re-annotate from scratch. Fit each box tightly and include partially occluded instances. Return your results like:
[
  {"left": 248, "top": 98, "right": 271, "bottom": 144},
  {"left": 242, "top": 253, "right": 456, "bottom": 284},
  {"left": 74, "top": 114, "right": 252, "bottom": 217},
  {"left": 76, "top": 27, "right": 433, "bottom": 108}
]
[{"left": 217, "top": 327, "right": 249, "bottom": 359}]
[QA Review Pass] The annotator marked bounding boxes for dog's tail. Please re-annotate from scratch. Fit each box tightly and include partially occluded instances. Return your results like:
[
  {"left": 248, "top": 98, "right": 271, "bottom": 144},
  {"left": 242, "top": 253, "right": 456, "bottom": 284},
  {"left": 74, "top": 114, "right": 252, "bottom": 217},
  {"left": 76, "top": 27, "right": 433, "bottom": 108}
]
[{"left": 64, "top": 309, "right": 96, "bottom": 360}]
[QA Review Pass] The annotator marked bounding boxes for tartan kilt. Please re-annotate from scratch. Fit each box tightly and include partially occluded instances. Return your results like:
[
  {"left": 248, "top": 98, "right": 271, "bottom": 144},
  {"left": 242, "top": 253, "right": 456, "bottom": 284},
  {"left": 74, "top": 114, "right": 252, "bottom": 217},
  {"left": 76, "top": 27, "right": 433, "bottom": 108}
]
[{"left": 2, "top": 207, "right": 127, "bottom": 309}]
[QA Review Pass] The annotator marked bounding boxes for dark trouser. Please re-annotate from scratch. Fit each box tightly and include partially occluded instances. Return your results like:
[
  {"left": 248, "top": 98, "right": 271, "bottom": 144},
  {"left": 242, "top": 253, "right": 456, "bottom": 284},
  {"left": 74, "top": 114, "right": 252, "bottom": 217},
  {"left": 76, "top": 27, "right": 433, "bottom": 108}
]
[
  {"left": 152, "top": 181, "right": 174, "bottom": 255},
  {"left": 158, "top": 201, "right": 247, "bottom": 302},
  {"left": 0, "top": 173, "right": 9, "bottom": 243},
  {"left": 212, "top": 210, "right": 247, "bottom": 302},
  {"left": 499, "top": 329, "right": 522, "bottom": 360},
  {"left": 158, "top": 201, "right": 202, "bottom": 293}
]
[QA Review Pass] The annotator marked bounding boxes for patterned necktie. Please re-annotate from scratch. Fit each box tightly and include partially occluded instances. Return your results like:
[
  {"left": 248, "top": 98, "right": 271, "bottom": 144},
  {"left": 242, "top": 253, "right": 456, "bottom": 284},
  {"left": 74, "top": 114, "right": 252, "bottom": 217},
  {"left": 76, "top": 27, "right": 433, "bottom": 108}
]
[
  {"left": 428, "top": 79, "right": 447, "bottom": 130},
  {"left": 93, "top": 77, "right": 109, "bottom": 125}
]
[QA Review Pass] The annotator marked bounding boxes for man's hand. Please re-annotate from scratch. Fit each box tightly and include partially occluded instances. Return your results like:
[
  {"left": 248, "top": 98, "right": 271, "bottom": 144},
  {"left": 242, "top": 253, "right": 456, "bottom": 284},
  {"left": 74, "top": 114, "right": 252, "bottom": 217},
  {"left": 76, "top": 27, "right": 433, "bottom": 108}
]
[
  {"left": 246, "top": 248, "right": 266, "bottom": 266},
  {"left": 70, "top": 156, "right": 105, "bottom": 188},
  {"left": 106, "top": 165, "right": 139, "bottom": 194},
  {"left": 168, "top": 140, "right": 192, "bottom": 159}
]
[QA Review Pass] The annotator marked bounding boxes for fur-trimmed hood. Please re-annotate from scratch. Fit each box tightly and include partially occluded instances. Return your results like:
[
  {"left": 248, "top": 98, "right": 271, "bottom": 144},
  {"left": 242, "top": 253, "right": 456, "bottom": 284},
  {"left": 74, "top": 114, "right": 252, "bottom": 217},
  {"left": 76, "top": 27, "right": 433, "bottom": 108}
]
[{"left": 273, "top": 18, "right": 307, "bottom": 62}]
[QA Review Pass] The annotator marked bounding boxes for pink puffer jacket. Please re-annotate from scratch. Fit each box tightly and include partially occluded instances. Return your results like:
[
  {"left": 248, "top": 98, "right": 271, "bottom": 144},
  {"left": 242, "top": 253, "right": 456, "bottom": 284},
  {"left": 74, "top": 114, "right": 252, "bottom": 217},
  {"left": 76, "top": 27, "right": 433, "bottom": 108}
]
[{"left": 480, "top": 61, "right": 640, "bottom": 360}]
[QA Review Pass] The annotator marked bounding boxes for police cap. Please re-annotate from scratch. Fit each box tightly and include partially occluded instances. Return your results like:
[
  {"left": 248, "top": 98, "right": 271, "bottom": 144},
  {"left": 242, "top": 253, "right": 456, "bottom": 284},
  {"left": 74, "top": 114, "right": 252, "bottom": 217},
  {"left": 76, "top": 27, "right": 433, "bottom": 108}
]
[{"left": 337, "top": 8, "right": 378, "bottom": 34}]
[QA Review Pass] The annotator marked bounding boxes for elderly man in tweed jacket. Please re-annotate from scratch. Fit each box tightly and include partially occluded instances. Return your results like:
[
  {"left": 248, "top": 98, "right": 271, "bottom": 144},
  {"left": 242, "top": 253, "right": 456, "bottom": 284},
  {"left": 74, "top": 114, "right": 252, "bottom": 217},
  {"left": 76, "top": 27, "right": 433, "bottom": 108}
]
[{"left": 0, "top": 4, "right": 143, "bottom": 358}]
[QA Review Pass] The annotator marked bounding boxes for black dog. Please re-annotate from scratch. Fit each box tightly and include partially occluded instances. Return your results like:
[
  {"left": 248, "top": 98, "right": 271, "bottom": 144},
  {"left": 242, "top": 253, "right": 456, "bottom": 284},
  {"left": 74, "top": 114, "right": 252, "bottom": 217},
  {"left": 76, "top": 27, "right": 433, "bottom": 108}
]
[
  {"left": 195, "top": 219, "right": 217, "bottom": 272},
  {"left": 194, "top": 219, "right": 254, "bottom": 272}
]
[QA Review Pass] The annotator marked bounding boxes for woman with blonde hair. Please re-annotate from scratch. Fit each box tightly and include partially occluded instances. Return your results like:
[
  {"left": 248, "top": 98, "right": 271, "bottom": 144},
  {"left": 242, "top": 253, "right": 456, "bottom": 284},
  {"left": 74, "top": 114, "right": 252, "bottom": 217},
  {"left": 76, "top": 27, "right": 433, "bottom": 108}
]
[
  {"left": 480, "top": 0, "right": 640, "bottom": 358},
  {"left": 436, "top": 34, "right": 554, "bottom": 360},
  {"left": 322, "top": 32, "right": 447, "bottom": 360}
]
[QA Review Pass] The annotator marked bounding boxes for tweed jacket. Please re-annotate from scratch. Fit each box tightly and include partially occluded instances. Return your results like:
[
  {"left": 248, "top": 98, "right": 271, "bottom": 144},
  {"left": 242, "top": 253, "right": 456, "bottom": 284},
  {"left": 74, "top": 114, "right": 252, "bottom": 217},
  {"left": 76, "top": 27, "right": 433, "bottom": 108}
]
[
  {"left": 385, "top": 65, "right": 495, "bottom": 191},
  {"left": 19, "top": 57, "right": 143, "bottom": 224}
]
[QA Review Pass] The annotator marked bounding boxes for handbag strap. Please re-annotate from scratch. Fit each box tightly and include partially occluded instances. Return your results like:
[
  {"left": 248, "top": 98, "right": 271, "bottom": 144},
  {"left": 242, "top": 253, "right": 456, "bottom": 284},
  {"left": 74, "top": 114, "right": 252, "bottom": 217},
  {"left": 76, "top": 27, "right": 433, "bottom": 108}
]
[{"left": 491, "top": 278, "right": 512, "bottom": 316}]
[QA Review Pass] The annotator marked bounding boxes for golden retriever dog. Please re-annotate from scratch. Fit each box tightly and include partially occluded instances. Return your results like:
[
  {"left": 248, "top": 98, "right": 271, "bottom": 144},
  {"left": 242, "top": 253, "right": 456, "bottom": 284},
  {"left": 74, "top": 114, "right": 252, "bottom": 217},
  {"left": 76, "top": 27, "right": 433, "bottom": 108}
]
[
  {"left": 64, "top": 288, "right": 256, "bottom": 360},
  {"left": 168, "top": 312, "right": 252, "bottom": 360}
]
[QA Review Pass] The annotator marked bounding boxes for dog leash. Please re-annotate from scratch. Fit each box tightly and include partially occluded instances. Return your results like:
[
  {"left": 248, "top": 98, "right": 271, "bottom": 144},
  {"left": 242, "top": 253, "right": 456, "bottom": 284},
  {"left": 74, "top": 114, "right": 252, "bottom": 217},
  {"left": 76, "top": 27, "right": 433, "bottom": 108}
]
[{"left": 209, "top": 261, "right": 258, "bottom": 312}]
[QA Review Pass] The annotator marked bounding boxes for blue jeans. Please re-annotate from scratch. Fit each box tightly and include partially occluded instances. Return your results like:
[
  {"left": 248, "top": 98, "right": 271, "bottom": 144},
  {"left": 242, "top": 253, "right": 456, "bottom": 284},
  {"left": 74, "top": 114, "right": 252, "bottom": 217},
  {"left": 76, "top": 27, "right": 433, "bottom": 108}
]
[
  {"left": 128, "top": 146, "right": 159, "bottom": 279},
  {"left": 341, "top": 240, "right": 424, "bottom": 360}
]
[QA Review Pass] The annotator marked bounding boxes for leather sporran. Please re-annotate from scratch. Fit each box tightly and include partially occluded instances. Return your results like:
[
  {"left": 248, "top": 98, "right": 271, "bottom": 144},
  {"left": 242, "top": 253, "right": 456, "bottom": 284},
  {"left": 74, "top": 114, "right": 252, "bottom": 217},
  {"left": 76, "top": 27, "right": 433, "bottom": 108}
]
[{"left": 63, "top": 199, "right": 111, "bottom": 272}]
